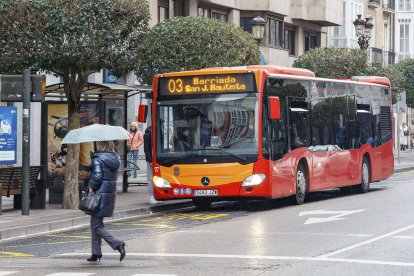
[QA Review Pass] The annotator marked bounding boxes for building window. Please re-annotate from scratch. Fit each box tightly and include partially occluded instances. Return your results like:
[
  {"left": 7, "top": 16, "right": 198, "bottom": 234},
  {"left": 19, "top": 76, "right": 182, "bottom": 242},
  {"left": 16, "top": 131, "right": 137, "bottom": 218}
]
[
  {"left": 399, "top": 19, "right": 411, "bottom": 60},
  {"left": 399, "top": 0, "right": 413, "bottom": 11},
  {"left": 284, "top": 28, "right": 296, "bottom": 55},
  {"left": 173, "top": 0, "right": 184, "bottom": 17},
  {"left": 267, "top": 17, "right": 283, "bottom": 47},
  {"left": 240, "top": 18, "right": 252, "bottom": 34},
  {"left": 304, "top": 31, "right": 318, "bottom": 52},
  {"left": 198, "top": 6, "right": 228, "bottom": 22},
  {"left": 158, "top": 0, "right": 169, "bottom": 23}
]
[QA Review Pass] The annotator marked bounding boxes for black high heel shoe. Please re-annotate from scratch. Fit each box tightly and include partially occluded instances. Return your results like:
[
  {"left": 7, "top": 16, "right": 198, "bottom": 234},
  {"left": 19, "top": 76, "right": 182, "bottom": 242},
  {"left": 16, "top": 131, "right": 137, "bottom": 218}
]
[
  {"left": 87, "top": 254, "right": 102, "bottom": 262},
  {"left": 117, "top": 242, "right": 126, "bottom": 262}
]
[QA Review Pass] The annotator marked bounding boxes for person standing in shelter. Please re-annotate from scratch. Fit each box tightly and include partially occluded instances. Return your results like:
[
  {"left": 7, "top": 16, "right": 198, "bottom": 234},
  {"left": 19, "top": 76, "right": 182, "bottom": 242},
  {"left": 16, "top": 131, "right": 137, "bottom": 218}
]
[
  {"left": 87, "top": 140, "right": 126, "bottom": 262},
  {"left": 400, "top": 122, "right": 410, "bottom": 151},
  {"left": 143, "top": 125, "right": 160, "bottom": 204},
  {"left": 127, "top": 122, "right": 143, "bottom": 178}
]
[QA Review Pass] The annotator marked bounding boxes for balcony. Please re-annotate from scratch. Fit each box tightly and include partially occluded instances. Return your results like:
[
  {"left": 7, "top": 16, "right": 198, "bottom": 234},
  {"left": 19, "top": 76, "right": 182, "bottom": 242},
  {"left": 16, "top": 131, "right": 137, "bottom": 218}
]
[
  {"left": 382, "top": 51, "right": 395, "bottom": 67},
  {"left": 383, "top": 0, "right": 395, "bottom": 14},
  {"left": 370, "top": 47, "right": 383, "bottom": 65},
  {"left": 368, "top": 0, "right": 381, "bottom": 8},
  {"left": 388, "top": 51, "right": 395, "bottom": 65},
  {"left": 290, "top": 0, "right": 342, "bottom": 26}
]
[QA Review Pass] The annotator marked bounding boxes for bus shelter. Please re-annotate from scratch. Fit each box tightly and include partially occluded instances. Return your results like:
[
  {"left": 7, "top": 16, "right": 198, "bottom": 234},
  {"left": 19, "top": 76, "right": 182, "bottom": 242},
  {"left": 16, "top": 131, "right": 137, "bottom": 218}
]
[{"left": 44, "top": 82, "right": 151, "bottom": 203}]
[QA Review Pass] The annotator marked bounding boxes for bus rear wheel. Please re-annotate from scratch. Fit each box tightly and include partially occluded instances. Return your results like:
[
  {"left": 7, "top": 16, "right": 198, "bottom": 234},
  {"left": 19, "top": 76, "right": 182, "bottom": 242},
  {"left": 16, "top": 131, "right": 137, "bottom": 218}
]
[
  {"left": 192, "top": 198, "right": 212, "bottom": 210},
  {"left": 294, "top": 164, "right": 307, "bottom": 205},
  {"left": 357, "top": 157, "right": 370, "bottom": 193}
]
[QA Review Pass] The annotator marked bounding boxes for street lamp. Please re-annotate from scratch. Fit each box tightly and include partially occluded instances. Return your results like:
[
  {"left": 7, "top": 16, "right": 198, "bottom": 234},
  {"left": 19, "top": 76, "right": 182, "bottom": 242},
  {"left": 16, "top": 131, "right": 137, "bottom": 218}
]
[
  {"left": 353, "top": 15, "right": 374, "bottom": 50},
  {"left": 251, "top": 15, "right": 266, "bottom": 44}
]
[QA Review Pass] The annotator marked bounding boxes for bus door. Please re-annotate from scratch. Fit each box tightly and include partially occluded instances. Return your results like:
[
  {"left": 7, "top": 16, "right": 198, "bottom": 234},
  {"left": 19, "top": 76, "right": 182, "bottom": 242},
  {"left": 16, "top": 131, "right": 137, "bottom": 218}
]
[
  {"left": 267, "top": 97, "right": 292, "bottom": 197},
  {"left": 310, "top": 97, "right": 337, "bottom": 190},
  {"left": 370, "top": 99, "right": 382, "bottom": 181},
  {"left": 331, "top": 96, "right": 355, "bottom": 186}
]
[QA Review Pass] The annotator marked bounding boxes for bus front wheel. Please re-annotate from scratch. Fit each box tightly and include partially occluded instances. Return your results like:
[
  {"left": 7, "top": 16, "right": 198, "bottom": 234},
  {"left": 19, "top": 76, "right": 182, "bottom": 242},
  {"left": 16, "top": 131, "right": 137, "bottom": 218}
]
[
  {"left": 192, "top": 198, "right": 212, "bottom": 210},
  {"left": 358, "top": 157, "right": 370, "bottom": 193},
  {"left": 294, "top": 164, "right": 307, "bottom": 205}
]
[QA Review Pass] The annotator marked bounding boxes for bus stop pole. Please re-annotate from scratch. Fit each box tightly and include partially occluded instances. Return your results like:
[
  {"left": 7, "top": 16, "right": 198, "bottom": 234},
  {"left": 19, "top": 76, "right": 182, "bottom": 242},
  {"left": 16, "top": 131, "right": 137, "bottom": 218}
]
[{"left": 22, "top": 69, "right": 31, "bottom": 215}]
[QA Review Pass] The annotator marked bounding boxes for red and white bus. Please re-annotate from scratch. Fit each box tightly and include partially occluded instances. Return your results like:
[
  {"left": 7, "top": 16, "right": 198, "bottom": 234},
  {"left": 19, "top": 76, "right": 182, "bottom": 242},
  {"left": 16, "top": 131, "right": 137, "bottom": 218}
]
[{"left": 141, "top": 65, "right": 393, "bottom": 209}]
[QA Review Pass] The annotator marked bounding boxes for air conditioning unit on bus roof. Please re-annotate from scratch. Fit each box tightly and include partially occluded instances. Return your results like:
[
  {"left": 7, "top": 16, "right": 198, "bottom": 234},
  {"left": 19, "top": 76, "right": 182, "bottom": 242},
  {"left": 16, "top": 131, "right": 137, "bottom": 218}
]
[{"left": 351, "top": 76, "right": 391, "bottom": 87}]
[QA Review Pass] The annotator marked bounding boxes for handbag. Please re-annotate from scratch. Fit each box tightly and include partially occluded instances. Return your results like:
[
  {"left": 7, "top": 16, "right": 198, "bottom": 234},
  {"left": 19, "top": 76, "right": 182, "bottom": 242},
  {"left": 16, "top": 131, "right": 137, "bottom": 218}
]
[{"left": 78, "top": 191, "right": 102, "bottom": 214}]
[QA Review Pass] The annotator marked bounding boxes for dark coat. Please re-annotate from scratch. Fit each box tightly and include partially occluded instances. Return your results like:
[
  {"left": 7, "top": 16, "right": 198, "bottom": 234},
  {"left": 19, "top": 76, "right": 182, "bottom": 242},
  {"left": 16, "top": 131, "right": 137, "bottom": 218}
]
[{"left": 88, "top": 152, "right": 120, "bottom": 218}]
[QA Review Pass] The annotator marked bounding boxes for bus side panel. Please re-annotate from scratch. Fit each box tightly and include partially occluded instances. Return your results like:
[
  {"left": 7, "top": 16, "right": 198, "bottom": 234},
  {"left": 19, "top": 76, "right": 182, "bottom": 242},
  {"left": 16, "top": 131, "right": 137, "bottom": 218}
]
[
  {"left": 270, "top": 157, "right": 295, "bottom": 198},
  {"left": 334, "top": 149, "right": 360, "bottom": 187},
  {"left": 380, "top": 140, "right": 394, "bottom": 180},
  {"left": 371, "top": 146, "right": 382, "bottom": 182},
  {"left": 309, "top": 150, "right": 337, "bottom": 191}
]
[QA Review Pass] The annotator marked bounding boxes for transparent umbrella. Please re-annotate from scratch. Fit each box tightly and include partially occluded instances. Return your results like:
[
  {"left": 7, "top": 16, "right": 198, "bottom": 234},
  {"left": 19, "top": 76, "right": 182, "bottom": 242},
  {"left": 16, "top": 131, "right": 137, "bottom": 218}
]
[{"left": 61, "top": 124, "right": 130, "bottom": 144}]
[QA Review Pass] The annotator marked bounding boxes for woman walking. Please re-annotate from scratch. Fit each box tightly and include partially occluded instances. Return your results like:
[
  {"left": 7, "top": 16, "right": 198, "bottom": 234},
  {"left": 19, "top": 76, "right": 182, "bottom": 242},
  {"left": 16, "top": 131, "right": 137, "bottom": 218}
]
[{"left": 87, "top": 140, "right": 126, "bottom": 262}]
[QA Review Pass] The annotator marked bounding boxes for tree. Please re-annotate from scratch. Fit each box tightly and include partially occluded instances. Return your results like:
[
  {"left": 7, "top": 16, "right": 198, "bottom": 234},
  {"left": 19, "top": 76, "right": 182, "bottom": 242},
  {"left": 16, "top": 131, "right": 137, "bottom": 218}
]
[
  {"left": 392, "top": 59, "right": 414, "bottom": 108},
  {"left": 0, "top": 0, "right": 150, "bottom": 209},
  {"left": 293, "top": 47, "right": 368, "bottom": 79},
  {"left": 135, "top": 16, "right": 260, "bottom": 84}
]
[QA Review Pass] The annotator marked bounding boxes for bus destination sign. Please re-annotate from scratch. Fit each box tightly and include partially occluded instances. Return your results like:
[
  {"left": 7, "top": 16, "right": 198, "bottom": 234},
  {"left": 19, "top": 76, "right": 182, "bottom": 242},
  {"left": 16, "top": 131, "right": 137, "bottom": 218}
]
[{"left": 158, "top": 73, "right": 255, "bottom": 96}]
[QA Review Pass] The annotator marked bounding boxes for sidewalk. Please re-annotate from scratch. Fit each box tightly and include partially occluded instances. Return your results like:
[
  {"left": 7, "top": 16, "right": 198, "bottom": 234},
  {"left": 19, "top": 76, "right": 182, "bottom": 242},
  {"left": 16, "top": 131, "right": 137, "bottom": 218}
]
[{"left": 1, "top": 151, "right": 414, "bottom": 242}]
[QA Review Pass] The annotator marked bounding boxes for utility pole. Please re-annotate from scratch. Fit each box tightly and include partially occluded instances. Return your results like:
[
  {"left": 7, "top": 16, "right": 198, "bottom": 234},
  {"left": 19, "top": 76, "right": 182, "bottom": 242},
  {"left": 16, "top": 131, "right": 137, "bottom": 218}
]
[{"left": 22, "top": 69, "right": 31, "bottom": 215}]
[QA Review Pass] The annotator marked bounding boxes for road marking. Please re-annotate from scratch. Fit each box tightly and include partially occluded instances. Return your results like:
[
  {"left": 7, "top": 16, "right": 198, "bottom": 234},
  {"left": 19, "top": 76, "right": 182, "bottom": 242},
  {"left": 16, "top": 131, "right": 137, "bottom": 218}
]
[
  {"left": 130, "top": 274, "right": 177, "bottom": 276},
  {"left": 299, "top": 209, "right": 365, "bottom": 225},
  {"left": 318, "top": 223, "right": 414, "bottom": 258},
  {"left": 111, "top": 223, "right": 176, "bottom": 229},
  {"left": 138, "top": 213, "right": 228, "bottom": 222},
  {"left": 394, "top": 235, "right": 413, "bottom": 239},
  {"left": 1, "top": 240, "right": 84, "bottom": 248},
  {"left": 0, "top": 272, "right": 18, "bottom": 276},
  {"left": 45, "top": 234, "right": 90, "bottom": 239},
  {"left": 0, "top": 252, "right": 34, "bottom": 258},
  {"left": 46, "top": 273, "right": 94, "bottom": 276},
  {"left": 59, "top": 252, "right": 414, "bottom": 268}
]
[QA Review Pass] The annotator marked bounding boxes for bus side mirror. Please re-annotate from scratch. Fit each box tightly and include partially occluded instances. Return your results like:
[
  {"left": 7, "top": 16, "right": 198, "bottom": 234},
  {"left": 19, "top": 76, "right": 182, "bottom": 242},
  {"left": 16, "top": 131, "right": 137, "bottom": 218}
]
[
  {"left": 268, "top": 97, "right": 281, "bottom": 120},
  {"left": 137, "top": 104, "right": 148, "bottom": 123}
]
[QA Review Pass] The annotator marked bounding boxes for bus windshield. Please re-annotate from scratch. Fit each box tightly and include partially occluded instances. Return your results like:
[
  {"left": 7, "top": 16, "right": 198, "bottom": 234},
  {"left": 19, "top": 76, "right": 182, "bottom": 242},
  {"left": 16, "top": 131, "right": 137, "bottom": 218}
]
[{"left": 155, "top": 93, "right": 259, "bottom": 166}]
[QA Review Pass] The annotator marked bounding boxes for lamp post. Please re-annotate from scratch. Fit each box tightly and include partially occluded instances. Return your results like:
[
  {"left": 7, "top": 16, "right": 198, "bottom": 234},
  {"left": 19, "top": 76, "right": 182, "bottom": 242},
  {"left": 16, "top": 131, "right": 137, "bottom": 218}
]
[
  {"left": 251, "top": 15, "right": 266, "bottom": 45},
  {"left": 353, "top": 15, "right": 373, "bottom": 50}
]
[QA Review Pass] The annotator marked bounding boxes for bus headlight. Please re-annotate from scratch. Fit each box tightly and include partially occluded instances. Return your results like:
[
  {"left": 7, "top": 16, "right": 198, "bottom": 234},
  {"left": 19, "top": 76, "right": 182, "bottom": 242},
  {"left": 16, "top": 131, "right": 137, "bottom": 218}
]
[
  {"left": 153, "top": 176, "right": 171, "bottom": 188},
  {"left": 242, "top": 174, "right": 266, "bottom": 187}
]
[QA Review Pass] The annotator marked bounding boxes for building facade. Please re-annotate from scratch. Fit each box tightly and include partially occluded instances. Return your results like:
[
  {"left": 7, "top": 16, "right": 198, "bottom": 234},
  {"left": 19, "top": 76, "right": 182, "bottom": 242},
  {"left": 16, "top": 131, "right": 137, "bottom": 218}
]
[
  {"left": 329, "top": 0, "right": 396, "bottom": 67},
  {"left": 149, "top": 0, "right": 343, "bottom": 67},
  {"left": 395, "top": 0, "right": 414, "bottom": 61}
]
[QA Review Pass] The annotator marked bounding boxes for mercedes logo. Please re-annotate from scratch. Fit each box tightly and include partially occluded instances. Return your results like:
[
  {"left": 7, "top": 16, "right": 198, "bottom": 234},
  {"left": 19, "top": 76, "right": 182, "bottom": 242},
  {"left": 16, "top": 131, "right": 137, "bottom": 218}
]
[{"left": 201, "top": 176, "right": 210, "bottom": 186}]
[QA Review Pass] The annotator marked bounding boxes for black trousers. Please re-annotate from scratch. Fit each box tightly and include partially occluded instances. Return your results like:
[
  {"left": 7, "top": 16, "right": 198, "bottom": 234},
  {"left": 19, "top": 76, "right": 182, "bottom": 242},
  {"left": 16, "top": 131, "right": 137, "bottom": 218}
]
[{"left": 90, "top": 215, "right": 122, "bottom": 255}]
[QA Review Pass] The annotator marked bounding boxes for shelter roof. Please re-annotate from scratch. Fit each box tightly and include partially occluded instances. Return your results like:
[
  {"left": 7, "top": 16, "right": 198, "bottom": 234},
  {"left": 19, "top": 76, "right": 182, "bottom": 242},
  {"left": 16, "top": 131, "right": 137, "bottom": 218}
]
[{"left": 45, "top": 82, "right": 151, "bottom": 100}]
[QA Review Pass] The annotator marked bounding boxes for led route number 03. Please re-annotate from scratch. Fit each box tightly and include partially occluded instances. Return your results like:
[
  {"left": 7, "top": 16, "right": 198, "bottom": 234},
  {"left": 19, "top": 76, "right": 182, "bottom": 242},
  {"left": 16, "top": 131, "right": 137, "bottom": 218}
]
[{"left": 168, "top": 79, "right": 183, "bottom": 93}]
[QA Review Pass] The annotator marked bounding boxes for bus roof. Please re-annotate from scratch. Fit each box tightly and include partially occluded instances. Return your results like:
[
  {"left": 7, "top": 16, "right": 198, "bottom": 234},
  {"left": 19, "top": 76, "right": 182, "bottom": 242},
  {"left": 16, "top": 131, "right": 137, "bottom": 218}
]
[
  {"left": 158, "top": 65, "right": 315, "bottom": 78},
  {"left": 351, "top": 76, "right": 391, "bottom": 87},
  {"left": 156, "top": 65, "right": 390, "bottom": 87}
]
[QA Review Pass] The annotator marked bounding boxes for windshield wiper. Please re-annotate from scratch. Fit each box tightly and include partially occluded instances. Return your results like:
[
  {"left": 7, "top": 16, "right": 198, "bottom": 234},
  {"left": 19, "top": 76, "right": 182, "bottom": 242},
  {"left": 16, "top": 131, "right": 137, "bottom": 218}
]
[
  {"left": 158, "top": 152, "right": 199, "bottom": 165},
  {"left": 201, "top": 148, "right": 247, "bottom": 162}
]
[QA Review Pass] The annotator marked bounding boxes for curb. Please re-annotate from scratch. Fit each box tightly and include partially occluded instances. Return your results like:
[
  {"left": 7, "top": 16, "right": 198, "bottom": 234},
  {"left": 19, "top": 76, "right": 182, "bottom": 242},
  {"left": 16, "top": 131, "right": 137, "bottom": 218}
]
[
  {"left": 394, "top": 166, "right": 414, "bottom": 174},
  {"left": 0, "top": 200, "right": 193, "bottom": 242}
]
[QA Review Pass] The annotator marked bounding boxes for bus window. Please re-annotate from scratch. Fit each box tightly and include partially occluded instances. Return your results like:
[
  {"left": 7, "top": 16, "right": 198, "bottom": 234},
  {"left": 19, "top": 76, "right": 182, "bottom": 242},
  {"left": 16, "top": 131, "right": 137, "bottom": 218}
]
[
  {"left": 356, "top": 104, "right": 374, "bottom": 146},
  {"left": 269, "top": 99, "right": 288, "bottom": 160},
  {"left": 288, "top": 100, "right": 310, "bottom": 149}
]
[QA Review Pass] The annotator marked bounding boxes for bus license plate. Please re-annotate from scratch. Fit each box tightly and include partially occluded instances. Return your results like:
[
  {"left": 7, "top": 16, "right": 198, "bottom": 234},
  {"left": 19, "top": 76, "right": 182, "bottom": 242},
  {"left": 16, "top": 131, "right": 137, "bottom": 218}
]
[{"left": 194, "top": 189, "right": 218, "bottom": 196}]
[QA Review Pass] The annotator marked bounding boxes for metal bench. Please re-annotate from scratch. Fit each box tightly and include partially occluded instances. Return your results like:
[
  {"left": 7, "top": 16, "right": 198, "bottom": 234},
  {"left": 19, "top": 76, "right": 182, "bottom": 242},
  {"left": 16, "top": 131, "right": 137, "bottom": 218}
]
[
  {"left": 119, "top": 158, "right": 147, "bottom": 192},
  {"left": 0, "top": 166, "right": 43, "bottom": 214}
]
